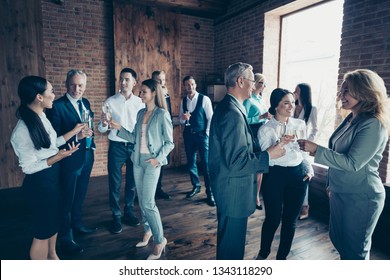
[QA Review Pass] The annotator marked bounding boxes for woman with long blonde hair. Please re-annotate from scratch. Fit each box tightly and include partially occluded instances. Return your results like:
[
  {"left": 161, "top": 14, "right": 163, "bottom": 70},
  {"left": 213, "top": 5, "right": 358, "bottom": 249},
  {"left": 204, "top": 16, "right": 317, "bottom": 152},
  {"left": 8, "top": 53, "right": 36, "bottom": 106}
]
[{"left": 299, "top": 69, "right": 389, "bottom": 259}]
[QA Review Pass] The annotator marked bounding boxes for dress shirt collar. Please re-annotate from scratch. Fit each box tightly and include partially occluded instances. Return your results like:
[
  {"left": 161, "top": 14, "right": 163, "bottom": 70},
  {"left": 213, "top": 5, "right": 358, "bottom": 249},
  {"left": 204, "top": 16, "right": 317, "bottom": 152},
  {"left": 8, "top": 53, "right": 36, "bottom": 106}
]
[
  {"left": 66, "top": 92, "right": 82, "bottom": 105},
  {"left": 119, "top": 90, "right": 134, "bottom": 101},
  {"left": 186, "top": 91, "right": 199, "bottom": 102},
  {"left": 227, "top": 93, "right": 246, "bottom": 115}
]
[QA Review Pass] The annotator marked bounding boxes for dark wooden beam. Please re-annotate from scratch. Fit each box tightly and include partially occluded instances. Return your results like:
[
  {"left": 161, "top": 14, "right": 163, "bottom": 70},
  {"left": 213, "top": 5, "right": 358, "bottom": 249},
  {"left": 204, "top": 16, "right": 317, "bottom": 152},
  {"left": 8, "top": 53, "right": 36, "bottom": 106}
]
[{"left": 116, "top": 0, "right": 229, "bottom": 18}]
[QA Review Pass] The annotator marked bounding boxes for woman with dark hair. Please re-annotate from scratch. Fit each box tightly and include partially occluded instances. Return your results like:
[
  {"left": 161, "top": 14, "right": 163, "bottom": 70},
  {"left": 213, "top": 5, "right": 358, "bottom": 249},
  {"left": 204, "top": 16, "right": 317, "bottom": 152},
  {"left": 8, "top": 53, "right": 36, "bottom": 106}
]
[
  {"left": 298, "top": 69, "right": 389, "bottom": 259},
  {"left": 293, "top": 83, "right": 318, "bottom": 141},
  {"left": 111, "top": 79, "right": 174, "bottom": 260},
  {"left": 256, "top": 88, "right": 313, "bottom": 260},
  {"left": 293, "top": 83, "right": 318, "bottom": 220},
  {"left": 11, "top": 76, "right": 84, "bottom": 259}
]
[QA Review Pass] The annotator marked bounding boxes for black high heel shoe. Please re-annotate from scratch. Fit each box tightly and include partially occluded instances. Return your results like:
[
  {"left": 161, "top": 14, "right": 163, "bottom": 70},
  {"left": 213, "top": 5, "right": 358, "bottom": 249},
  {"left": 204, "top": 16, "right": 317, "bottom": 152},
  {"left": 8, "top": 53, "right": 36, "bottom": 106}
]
[{"left": 256, "top": 204, "right": 263, "bottom": 210}]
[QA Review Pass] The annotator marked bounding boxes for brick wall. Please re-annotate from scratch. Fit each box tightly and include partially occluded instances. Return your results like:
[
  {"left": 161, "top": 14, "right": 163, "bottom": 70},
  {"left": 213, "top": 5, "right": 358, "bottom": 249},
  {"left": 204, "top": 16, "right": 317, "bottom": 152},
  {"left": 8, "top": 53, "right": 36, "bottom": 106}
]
[
  {"left": 338, "top": 0, "right": 390, "bottom": 182},
  {"left": 40, "top": 1, "right": 215, "bottom": 174},
  {"left": 41, "top": 0, "right": 115, "bottom": 177},
  {"left": 215, "top": 0, "right": 390, "bottom": 183},
  {"left": 179, "top": 15, "right": 215, "bottom": 165},
  {"left": 180, "top": 15, "right": 215, "bottom": 94},
  {"left": 214, "top": 0, "right": 292, "bottom": 75},
  {"left": 39, "top": 0, "right": 390, "bottom": 181}
]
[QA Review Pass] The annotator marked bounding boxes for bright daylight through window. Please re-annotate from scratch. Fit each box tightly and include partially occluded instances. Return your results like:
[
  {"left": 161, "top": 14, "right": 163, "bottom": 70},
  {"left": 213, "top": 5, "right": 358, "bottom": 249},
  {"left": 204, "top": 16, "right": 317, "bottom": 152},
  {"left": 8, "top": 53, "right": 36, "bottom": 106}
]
[{"left": 279, "top": 0, "right": 344, "bottom": 146}]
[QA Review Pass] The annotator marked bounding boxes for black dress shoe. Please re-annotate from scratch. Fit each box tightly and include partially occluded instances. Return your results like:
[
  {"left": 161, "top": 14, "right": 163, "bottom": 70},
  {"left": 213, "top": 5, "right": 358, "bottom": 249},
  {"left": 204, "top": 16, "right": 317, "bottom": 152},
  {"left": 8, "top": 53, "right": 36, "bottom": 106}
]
[
  {"left": 123, "top": 214, "right": 140, "bottom": 227},
  {"left": 207, "top": 195, "right": 216, "bottom": 207},
  {"left": 155, "top": 189, "right": 172, "bottom": 200},
  {"left": 59, "top": 240, "right": 84, "bottom": 255},
  {"left": 186, "top": 186, "right": 201, "bottom": 198},
  {"left": 110, "top": 218, "right": 122, "bottom": 234},
  {"left": 74, "top": 226, "right": 98, "bottom": 235}
]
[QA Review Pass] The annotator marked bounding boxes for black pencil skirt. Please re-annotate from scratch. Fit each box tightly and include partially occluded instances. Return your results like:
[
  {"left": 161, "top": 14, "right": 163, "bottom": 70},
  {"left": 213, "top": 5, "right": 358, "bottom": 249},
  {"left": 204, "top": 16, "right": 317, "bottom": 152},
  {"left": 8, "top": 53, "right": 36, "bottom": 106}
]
[{"left": 22, "top": 163, "right": 60, "bottom": 240}]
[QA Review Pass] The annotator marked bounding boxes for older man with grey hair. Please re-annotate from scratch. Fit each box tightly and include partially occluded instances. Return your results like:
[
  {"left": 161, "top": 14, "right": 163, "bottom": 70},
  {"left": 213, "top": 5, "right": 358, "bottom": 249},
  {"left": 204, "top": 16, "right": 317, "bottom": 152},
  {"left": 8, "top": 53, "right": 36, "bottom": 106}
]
[
  {"left": 209, "top": 62, "right": 285, "bottom": 260},
  {"left": 47, "top": 69, "right": 97, "bottom": 256}
]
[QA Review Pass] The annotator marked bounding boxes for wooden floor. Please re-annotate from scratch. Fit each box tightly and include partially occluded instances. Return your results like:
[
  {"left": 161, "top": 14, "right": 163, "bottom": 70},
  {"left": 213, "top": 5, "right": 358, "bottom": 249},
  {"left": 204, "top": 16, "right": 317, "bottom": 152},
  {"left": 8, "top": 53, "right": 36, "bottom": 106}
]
[{"left": 1, "top": 166, "right": 389, "bottom": 260}]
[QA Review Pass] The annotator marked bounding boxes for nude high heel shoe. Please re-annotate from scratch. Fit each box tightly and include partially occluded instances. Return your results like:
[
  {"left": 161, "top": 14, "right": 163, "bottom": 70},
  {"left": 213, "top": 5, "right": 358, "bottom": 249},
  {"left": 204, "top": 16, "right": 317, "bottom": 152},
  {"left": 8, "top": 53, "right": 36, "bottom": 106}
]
[
  {"left": 147, "top": 238, "right": 167, "bottom": 260},
  {"left": 136, "top": 231, "right": 153, "bottom": 248},
  {"left": 299, "top": 205, "right": 309, "bottom": 220}
]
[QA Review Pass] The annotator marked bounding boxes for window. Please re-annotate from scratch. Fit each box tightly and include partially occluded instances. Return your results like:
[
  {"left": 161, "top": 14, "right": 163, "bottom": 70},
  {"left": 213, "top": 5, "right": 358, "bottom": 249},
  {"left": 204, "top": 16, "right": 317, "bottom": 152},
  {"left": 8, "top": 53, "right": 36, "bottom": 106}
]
[{"left": 264, "top": 0, "right": 344, "bottom": 146}]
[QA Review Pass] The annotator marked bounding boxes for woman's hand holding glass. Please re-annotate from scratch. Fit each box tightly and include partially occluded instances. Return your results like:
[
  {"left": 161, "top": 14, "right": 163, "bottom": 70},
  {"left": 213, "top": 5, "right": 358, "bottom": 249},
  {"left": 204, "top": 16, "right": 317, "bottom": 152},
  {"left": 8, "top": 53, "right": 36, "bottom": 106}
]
[{"left": 297, "top": 139, "right": 318, "bottom": 156}]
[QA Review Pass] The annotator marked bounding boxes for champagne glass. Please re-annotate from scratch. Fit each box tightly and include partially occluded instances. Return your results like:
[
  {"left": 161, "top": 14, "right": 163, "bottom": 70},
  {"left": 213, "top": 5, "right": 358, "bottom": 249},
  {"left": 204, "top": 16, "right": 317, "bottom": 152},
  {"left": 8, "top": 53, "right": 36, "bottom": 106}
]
[
  {"left": 275, "top": 123, "right": 286, "bottom": 143},
  {"left": 81, "top": 110, "right": 90, "bottom": 131},
  {"left": 294, "top": 129, "right": 306, "bottom": 140},
  {"left": 185, "top": 111, "right": 191, "bottom": 126},
  {"left": 284, "top": 128, "right": 295, "bottom": 151},
  {"left": 102, "top": 103, "right": 112, "bottom": 130},
  {"left": 81, "top": 109, "right": 93, "bottom": 138},
  {"left": 294, "top": 129, "right": 306, "bottom": 151}
]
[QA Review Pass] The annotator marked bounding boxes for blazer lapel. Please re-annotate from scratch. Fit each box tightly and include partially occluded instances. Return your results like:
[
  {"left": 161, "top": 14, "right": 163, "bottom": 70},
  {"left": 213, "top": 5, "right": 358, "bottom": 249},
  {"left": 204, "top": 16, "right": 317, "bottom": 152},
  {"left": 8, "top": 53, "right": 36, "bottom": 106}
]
[{"left": 64, "top": 96, "right": 81, "bottom": 121}]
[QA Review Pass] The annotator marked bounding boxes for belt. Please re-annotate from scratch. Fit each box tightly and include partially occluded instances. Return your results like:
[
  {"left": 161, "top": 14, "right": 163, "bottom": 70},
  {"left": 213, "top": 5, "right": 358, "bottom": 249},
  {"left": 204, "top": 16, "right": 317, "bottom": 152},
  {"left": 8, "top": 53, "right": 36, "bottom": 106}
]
[{"left": 110, "top": 140, "right": 131, "bottom": 146}]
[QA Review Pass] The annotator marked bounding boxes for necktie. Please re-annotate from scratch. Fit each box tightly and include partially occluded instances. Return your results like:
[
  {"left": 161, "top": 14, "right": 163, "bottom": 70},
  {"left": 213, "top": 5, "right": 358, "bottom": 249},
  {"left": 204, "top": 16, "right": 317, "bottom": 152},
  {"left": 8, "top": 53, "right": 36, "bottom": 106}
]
[
  {"left": 77, "top": 100, "right": 92, "bottom": 149},
  {"left": 77, "top": 100, "right": 83, "bottom": 118}
]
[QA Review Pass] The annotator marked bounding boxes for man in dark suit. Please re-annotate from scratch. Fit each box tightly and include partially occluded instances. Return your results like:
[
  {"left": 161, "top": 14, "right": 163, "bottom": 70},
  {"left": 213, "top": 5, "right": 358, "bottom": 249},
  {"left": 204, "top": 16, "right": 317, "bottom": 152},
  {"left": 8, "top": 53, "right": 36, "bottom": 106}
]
[
  {"left": 46, "top": 69, "right": 97, "bottom": 255},
  {"left": 209, "top": 62, "right": 285, "bottom": 260}
]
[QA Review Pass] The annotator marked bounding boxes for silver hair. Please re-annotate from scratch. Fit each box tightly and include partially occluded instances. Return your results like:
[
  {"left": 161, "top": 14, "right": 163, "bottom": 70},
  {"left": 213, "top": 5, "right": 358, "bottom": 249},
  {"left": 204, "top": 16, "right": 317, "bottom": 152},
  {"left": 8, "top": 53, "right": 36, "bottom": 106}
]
[
  {"left": 224, "top": 62, "right": 253, "bottom": 87},
  {"left": 65, "top": 69, "right": 87, "bottom": 89}
]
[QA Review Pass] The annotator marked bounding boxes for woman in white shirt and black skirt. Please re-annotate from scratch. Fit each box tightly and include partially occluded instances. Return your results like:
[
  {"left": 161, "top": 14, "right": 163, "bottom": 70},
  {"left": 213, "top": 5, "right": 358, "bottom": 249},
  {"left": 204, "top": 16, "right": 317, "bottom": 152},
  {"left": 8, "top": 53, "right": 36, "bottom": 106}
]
[
  {"left": 256, "top": 88, "right": 314, "bottom": 260},
  {"left": 11, "top": 76, "right": 84, "bottom": 259}
]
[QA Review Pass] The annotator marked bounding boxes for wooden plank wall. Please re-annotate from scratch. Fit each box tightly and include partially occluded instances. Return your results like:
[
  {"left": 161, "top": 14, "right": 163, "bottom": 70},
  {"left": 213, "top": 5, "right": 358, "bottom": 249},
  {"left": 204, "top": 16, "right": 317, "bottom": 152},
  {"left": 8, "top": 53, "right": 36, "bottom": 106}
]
[
  {"left": 113, "top": 1, "right": 183, "bottom": 167},
  {"left": 0, "top": 0, "right": 45, "bottom": 189}
]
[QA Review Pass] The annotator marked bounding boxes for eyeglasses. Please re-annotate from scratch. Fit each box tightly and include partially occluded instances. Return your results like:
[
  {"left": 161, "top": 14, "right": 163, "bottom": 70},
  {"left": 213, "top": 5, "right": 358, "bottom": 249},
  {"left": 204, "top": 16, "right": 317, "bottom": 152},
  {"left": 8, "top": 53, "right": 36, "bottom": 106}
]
[{"left": 242, "top": 77, "right": 256, "bottom": 84}]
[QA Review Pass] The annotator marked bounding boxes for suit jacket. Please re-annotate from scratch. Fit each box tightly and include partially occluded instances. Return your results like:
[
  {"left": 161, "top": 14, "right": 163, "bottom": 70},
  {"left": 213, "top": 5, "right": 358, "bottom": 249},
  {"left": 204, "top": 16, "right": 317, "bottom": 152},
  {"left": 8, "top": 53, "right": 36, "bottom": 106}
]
[
  {"left": 46, "top": 95, "right": 96, "bottom": 171},
  {"left": 117, "top": 107, "right": 174, "bottom": 166},
  {"left": 209, "top": 94, "right": 270, "bottom": 218},
  {"left": 315, "top": 113, "right": 387, "bottom": 194}
]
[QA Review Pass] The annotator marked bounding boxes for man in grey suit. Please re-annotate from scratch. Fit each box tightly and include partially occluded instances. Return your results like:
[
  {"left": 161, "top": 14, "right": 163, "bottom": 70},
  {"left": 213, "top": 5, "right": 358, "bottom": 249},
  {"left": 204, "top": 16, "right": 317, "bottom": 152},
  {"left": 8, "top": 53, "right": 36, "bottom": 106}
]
[{"left": 209, "top": 62, "right": 285, "bottom": 260}]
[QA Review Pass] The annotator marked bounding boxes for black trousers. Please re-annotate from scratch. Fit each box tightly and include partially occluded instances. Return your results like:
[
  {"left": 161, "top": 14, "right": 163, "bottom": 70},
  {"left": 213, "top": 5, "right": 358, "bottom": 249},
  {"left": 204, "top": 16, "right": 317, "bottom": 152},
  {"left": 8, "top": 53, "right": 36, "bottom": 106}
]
[
  {"left": 59, "top": 149, "right": 94, "bottom": 241},
  {"left": 183, "top": 131, "right": 211, "bottom": 194},
  {"left": 259, "top": 164, "right": 307, "bottom": 259},
  {"left": 216, "top": 212, "right": 248, "bottom": 260}
]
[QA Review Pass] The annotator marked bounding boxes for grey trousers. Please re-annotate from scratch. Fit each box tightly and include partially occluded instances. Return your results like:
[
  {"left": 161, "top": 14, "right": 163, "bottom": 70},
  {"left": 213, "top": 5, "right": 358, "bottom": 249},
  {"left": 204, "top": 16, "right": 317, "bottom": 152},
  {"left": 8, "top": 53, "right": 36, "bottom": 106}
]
[
  {"left": 329, "top": 191, "right": 385, "bottom": 260},
  {"left": 133, "top": 153, "right": 164, "bottom": 243}
]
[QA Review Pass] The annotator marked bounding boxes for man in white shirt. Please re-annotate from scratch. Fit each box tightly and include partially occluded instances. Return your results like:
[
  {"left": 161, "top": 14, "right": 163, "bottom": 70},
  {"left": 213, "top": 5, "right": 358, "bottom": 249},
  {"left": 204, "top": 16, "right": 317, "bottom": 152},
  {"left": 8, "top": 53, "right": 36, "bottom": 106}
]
[
  {"left": 98, "top": 68, "right": 145, "bottom": 234},
  {"left": 179, "top": 75, "right": 215, "bottom": 206}
]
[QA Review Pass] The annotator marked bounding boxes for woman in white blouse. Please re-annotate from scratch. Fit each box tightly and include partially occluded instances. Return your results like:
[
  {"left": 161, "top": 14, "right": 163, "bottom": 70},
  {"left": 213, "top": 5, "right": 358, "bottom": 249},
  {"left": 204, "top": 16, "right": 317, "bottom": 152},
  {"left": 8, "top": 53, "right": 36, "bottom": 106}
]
[
  {"left": 256, "top": 88, "right": 313, "bottom": 260},
  {"left": 11, "top": 76, "right": 85, "bottom": 259},
  {"left": 293, "top": 83, "right": 318, "bottom": 220}
]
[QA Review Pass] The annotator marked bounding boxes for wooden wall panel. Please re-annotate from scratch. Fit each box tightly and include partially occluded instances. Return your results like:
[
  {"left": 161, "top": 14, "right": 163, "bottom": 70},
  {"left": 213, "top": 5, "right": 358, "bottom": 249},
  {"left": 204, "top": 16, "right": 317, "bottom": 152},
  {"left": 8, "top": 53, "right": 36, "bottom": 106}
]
[
  {"left": 113, "top": 1, "right": 183, "bottom": 166},
  {"left": 0, "top": 0, "right": 45, "bottom": 189}
]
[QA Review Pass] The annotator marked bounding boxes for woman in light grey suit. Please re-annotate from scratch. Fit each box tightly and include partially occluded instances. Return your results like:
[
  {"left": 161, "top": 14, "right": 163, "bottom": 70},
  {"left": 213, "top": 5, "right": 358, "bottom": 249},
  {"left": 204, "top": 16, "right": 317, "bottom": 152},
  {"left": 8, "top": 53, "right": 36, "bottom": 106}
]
[
  {"left": 111, "top": 79, "right": 174, "bottom": 260},
  {"left": 299, "top": 69, "right": 389, "bottom": 259}
]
